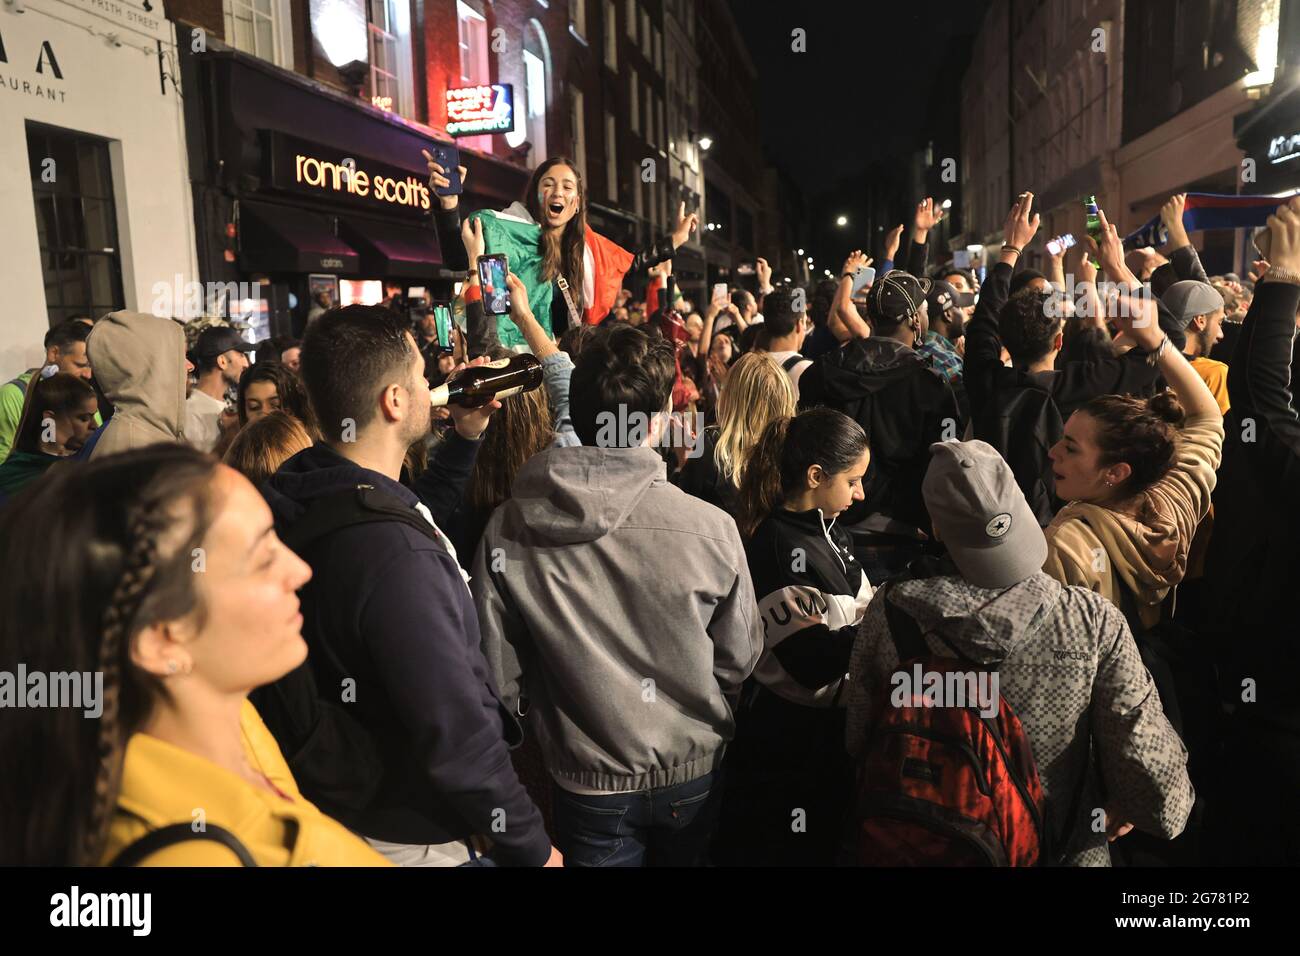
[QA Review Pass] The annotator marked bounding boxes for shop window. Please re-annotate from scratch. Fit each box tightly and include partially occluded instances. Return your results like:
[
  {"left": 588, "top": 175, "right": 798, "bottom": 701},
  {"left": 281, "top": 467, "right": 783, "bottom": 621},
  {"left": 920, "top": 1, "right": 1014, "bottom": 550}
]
[
  {"left": 456, "top": 1, "right": 492, "bottom": 152},
  {"left": 223, "top": 0, "right": 292, "bottom": 68},
  {"left": 26, "top": 123, "right": 125, "bottom": 327}
]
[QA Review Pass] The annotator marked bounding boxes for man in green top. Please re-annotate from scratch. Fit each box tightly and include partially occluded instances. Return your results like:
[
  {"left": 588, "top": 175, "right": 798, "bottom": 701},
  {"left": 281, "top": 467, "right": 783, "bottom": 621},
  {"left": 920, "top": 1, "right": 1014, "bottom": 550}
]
[{"left": 0, "top": 320, "right": 94, "bottom": 463}]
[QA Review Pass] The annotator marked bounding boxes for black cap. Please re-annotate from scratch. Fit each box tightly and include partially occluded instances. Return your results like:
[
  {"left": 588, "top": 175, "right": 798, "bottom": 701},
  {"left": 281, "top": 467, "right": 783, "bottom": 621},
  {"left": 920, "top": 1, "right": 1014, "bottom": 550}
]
[
  {"left": 192, "top": 326, "right": 255, "bottom": 360},
  {"left": 866, "top": 270, "right": 931, "bottom": 324},
  {"left": 926, "top": 279, "right": 975, "bottom": 317}
]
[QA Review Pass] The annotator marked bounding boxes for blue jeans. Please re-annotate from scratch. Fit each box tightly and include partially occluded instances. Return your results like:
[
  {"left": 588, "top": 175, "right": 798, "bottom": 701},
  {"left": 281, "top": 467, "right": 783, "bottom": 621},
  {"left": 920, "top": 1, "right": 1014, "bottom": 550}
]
[{"left": 552, "top": 771, "right": 722, "bottom": 867}]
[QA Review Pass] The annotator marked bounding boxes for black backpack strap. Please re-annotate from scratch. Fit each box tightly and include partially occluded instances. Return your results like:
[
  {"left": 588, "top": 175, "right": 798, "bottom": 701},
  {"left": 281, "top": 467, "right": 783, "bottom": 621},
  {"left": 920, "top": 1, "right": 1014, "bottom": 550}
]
[
  {"left": 111, "top": 823, "right": 257, "bottom": 867},
  {"left": 283, "top": 484, "right": 444, "bottom": 555},
  {"left": 781, "top": 353, "right": 805, "bottom": 372}
]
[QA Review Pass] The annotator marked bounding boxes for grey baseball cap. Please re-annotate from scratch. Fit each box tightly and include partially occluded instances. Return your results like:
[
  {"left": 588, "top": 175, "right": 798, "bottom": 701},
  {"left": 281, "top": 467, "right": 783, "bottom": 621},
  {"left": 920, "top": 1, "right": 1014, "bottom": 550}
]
[
  {"left": 921, "top": 440, "right": 1048, "bottom": 590},
  {"left": 1160, "top": 280, "right": 1224, "bottom": 330}
]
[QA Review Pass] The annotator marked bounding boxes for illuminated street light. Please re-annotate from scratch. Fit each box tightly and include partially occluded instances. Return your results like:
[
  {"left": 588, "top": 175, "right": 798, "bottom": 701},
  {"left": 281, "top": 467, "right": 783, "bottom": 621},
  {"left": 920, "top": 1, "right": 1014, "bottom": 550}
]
[
  {"left": 835, "top": 215, "right": 848, "bottom": 227},
  {"left": 797, "top": 248, "right": 805, "bottom": 256},
  {"left": 698, "top": 136, "right": 713, "bottom": 151},
  {"left": 941, "top": 198, "right": 952, "bottom": 210}
]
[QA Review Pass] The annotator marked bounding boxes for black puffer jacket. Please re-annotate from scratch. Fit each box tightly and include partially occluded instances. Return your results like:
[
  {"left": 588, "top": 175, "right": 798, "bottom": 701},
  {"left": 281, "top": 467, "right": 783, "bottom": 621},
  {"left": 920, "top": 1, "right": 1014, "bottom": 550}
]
[{"left": 798, "top": 338, "right": 959, "bottom": 535}]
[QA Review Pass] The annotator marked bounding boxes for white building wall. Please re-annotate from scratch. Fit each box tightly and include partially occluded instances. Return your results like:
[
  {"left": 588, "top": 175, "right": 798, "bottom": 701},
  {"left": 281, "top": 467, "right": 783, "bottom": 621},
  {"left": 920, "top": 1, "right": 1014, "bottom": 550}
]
[{"left": 0, "top": 0, "right": 197, "bottom": 379}]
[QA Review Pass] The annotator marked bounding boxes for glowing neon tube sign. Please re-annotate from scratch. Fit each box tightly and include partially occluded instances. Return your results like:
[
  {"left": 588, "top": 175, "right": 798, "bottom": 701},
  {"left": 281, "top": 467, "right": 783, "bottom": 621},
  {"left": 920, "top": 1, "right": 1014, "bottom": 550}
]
[{"left": 446, "top": 83, "right": 515, "bottom": 136}]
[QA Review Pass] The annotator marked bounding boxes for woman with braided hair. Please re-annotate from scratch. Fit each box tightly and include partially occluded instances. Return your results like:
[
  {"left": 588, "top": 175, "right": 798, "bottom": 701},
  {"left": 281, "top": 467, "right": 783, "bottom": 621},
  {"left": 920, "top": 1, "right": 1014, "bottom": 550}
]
[{"left": 0, "top": 445, "right": 390, "bottom": 866}]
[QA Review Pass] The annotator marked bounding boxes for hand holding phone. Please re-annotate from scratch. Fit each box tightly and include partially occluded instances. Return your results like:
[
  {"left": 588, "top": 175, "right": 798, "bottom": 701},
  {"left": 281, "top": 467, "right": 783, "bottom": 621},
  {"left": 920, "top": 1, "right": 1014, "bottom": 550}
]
[
  {"left": 422, "top": 146, "right": 463, "bottom": 196},
  {"left": 850, "top": 266, "right": 876, "bottom": 296},
  {"left": 711, "top": 283, "right": 728, "bottom": 308},
  {"left": 477, "top": 254, "right": 511, "bottom": 316},
  {"left": 433, "top": 303, "right": 453, "bottom": 351}
]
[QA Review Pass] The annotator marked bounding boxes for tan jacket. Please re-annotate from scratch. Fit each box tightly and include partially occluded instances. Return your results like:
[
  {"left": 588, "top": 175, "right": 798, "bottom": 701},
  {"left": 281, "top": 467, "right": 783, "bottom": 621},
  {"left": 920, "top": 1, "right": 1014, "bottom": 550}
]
[
  {"left": 1043, "top": 411, "right": 1224, "bottom": 627},
  {"left": 87, "top": 311, "right": 187, "bottom": 459}
]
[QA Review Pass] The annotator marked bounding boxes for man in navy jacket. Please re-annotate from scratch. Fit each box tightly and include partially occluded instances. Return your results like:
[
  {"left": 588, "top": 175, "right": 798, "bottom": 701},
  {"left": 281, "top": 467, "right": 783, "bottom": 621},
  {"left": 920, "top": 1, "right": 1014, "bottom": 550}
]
[{"left": 254, "top": 304, "right": 556, "bottom": 867}]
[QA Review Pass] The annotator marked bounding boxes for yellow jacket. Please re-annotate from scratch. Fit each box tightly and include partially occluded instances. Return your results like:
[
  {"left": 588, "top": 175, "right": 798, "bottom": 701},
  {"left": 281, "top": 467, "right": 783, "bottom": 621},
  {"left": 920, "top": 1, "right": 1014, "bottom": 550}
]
[
  {"left": 101, "top": 700, "right": 391, "bottom": 867},
  {"left": 1043, "top": 411, "right": 1224, "bottom": 628}
]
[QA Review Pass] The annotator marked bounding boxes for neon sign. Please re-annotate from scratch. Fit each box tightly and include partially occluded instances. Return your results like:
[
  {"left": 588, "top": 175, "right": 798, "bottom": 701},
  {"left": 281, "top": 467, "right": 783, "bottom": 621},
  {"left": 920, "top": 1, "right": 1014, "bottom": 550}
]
[
  {"left": 293, "top": 154, "right": 430, "bottom": 211},
  {"left": 371, "top": 94, "right": 393, "bottom": 112},
  {"left": 445, "top": 83, "right": 515, "bottom": 136},
  {"left": 1268, "top": 133, "right": 1300, "bottom": 165}
]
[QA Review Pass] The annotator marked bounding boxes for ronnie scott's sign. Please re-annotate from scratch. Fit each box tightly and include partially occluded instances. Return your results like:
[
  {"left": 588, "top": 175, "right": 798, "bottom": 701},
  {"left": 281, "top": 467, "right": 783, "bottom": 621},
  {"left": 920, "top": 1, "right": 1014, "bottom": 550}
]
[
  {"left": 445, "top": 83, "right": 515, "bottom": 136},
  {"left": 265, "top": 131, "right": 433, "bottom": 218}
]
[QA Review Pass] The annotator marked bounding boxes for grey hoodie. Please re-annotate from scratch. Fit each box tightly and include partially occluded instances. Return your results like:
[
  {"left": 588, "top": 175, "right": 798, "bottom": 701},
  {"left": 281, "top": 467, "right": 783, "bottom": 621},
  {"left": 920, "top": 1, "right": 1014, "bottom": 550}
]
[
  {"left": 87, "top": 311, "right": 187, "bottom": 460},
  {"left": 472, "top": 444, "right": 763, "bottom": 793},
  {"left": 846, "top": 568, "right": 1193, "bottom": 866}
]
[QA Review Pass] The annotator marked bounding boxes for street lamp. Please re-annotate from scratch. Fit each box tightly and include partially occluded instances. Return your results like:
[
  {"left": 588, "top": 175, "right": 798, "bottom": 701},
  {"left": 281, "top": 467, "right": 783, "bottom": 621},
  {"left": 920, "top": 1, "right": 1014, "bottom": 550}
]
[
  {"left": 836, "top": 215, "right": 848, "bottom": 227},
  {"left": 941, "top": 198, "right": 952, "bottom": 210},
  {"left": 698, "top": 136, "right": 713, "bottom": 152},
  {"left": 797, "top": 248, "right": 805, "bottom": 256}
]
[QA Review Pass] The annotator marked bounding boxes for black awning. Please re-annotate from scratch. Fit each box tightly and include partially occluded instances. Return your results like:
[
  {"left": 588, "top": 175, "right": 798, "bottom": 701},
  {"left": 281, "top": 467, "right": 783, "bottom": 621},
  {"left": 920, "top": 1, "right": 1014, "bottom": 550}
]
[
  {"left": 338, "top": 217, "right": 443, "bottom": 279},
  {"left": 238, "top": 201, "right": 360, "bottom": 274}
]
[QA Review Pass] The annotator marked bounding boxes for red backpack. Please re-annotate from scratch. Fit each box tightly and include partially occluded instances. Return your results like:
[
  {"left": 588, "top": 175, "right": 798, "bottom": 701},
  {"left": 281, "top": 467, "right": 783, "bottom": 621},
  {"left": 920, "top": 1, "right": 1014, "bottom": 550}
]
[{"left": 854, "top": 584, "right": 1049, "bottom": 866}]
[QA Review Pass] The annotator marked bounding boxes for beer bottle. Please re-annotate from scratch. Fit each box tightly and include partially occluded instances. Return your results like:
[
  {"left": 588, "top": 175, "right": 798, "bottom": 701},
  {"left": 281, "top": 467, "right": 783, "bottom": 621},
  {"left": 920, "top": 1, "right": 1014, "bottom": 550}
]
[
  {"left": 429, "top": 354, "right": 544, "bottom": 408},
  {"left": 1084, "top": 194, "right": 1103, "bottom": 268}
]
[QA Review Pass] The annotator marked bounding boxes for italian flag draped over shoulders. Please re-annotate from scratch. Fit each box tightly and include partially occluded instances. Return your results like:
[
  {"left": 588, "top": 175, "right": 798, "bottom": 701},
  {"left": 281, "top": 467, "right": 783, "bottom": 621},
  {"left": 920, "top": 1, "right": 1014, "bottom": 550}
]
[{"left": 466, "top": 206, "right": 633, "bottom": 348}]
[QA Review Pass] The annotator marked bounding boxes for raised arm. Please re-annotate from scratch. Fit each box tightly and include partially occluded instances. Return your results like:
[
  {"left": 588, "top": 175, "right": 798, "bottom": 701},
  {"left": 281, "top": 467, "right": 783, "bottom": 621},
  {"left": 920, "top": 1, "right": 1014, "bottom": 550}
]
[
  {"left": 1160, "top": 193, "right": 1210, "bottom": 284},
  {"left": 425, "top": 151, "right": 469, "bottom": 272},
  {"left": 831, "top": 249, "right": 872, "bottom": 341},
  {"left": 626, "top": 201, "right": 699, "bottom": 275},
  {"left": 460, "top": 217, "right": 500, "bottom": 357},
  {"left": 1229, "top": 197, "right": 1300, "bottom": 463}
]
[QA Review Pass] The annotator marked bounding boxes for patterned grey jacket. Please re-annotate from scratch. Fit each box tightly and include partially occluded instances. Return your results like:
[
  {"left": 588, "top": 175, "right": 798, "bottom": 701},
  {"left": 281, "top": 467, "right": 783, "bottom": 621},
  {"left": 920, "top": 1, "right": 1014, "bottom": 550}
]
[{"left": 845, "top": 567, "right": 1193, "bottom": 866}]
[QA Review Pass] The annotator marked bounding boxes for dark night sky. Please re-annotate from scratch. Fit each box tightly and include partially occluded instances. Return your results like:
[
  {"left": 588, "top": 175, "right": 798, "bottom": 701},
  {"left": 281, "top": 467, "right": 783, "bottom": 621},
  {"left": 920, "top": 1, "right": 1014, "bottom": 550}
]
[{"left": 729, "top": 1, "right": 988, "bottom": 198}]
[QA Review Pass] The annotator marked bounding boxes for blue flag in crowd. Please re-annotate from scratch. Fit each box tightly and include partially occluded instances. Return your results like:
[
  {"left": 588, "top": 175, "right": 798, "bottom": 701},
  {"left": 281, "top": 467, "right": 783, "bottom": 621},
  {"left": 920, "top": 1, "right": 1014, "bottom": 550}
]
[{"left": 1121, "top": 192, "right": 1287, "bottom": 249}]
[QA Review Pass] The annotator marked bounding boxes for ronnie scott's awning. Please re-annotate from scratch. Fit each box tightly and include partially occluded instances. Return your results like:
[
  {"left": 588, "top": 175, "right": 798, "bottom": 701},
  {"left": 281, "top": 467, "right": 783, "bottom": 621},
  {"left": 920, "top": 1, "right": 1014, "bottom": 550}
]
[
  {"left": 338, "top": 216, "right": 443, "bottom": 279},
  {"left": 238, "top": 201, "right": 360, "bottom": 274}
]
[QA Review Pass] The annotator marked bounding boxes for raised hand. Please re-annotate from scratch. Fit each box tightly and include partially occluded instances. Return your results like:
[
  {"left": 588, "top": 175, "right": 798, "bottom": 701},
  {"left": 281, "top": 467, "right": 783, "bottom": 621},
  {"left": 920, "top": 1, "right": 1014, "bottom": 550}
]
[
  {"left": 422, "top": 149, "right": 467, "bottom": 212},
  {"left": 1076, "top": 245, "right": 1098, "bottom": 284},
  {"left": 1264, "top": 196, "right": 1300, "bottom": 275},
  {"left": 1002, "top": 191, "right": 1041, "bottom": 251},
  {"left": 671, "top": 201, "right": 699, "bottom": 249},
  {"left": 461, "top": 216, "right": 485, "bottom": 273},
  {"left": 884, "top": 223, "right": 905, "bottom": 262},
  {"left": 1084, "top": 206, "right": 1134, "bottom": 285},
  {"left": 914, "top": 197, "right": 945, "bottom": 235},
  {"left": 1160, "top": 192, "right": 1189, "bottom": 249},
  {"left": 756, "top": 256, "right": 773, "bottom": 292},
  {"left": 841, "top": 249, "right": 872, "bottom": 278}
]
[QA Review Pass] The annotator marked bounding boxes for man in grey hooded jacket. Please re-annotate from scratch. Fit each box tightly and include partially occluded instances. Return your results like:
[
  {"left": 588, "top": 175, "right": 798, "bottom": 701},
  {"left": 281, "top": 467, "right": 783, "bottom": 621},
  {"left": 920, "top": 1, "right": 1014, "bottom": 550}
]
[
  {"left": 472, "top": 323, "right": 763, "bottom": 867},
  {"left": 86, "top": 311, "right": 188, "bottom": 459},
  {"left": 847, "top": 439, "right": 1193, "bottom": 866}
]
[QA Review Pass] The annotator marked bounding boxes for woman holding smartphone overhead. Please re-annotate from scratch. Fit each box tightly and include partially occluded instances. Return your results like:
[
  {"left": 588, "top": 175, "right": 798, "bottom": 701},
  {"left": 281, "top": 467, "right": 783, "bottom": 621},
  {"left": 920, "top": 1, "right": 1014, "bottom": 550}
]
[{"left": 426, "top": 152, "right": 700, "bottom": 342}]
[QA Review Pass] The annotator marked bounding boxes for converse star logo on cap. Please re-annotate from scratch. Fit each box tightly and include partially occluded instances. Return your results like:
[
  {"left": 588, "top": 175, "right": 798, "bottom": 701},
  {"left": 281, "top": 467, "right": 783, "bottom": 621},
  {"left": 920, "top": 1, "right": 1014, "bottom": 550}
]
[{"left": 985, "top": 513, "right": 1012, "bottom": 538}]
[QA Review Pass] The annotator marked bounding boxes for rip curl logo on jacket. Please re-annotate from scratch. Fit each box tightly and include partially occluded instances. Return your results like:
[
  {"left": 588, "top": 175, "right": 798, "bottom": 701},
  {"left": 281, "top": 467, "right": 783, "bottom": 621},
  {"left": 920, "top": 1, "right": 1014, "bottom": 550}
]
[{"left": 985, "top": 513, "right": 1012, "bottom": 538}]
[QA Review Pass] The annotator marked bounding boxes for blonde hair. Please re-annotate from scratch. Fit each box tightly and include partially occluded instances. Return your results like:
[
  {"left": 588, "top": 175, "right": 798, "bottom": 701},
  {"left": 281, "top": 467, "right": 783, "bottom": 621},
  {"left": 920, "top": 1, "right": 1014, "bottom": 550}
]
[
  {"left": 223, "top": 411, "right": 314, "bottom": 487},
  {"left": 713, "top": 352, "right": 797, "bottom": 489}
]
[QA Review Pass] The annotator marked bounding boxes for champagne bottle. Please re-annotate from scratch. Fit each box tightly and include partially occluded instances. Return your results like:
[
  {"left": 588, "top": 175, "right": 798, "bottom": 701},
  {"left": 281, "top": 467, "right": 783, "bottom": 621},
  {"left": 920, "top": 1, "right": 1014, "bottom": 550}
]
[{"left": 429, "top": 354, "right": 544, "bottom": 408}]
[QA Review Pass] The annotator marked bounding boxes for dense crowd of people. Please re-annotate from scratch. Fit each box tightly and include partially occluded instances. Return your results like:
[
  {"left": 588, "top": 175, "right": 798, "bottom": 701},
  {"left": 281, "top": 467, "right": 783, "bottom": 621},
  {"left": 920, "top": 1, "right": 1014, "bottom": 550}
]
[{"left": 1, "top": 151, "right": 1296, "bottom": 868}]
